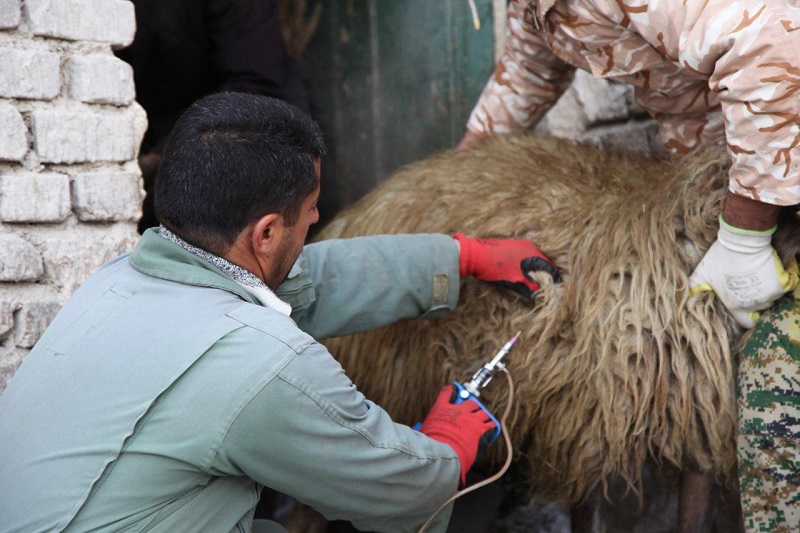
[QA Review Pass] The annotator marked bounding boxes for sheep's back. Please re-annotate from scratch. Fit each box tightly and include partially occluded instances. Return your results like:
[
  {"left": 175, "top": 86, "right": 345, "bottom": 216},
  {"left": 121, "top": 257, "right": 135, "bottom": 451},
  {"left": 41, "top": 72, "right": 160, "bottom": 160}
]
[{"left": 316, "top": 135, "right": 739, "bottom": 503}]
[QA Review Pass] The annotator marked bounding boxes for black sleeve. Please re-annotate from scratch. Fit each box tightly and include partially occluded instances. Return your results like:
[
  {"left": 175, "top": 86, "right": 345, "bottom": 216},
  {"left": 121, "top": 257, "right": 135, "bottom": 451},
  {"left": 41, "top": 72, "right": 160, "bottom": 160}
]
[{"left": 206, "top": 0, "right": 310, "bottom": 112}]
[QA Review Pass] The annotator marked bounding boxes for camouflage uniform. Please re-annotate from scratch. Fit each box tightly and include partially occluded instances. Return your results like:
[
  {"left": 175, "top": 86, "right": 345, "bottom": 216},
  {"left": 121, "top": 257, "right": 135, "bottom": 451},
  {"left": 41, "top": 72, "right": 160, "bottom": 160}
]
[
  {"left": 738, "top": 287, "right": 800, "bottom": 532},
  {"left": 468, "top": 0, "right": 800, "bottom": 206}
]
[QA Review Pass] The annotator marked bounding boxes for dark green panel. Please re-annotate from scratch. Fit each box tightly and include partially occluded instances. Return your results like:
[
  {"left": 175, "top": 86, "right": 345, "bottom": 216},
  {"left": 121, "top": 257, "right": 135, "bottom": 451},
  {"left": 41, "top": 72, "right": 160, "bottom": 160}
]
[
  {"left": 374, "top": 0, "right": 494, "bottom": 179},
  {"left": 451, "top": 1, "right": 497, "bottom": 139},
  {"left": 301, "top": 0, "right": 495, "bottom": 216},
  {"left": 373, "top": 0, "right": 450, "bottom": 179},
  {"left": 300, "top": 1, "right": 338, "bottom": 223},
  {"left": 303, "top": 1, "right": 377, "bottom": 211}
]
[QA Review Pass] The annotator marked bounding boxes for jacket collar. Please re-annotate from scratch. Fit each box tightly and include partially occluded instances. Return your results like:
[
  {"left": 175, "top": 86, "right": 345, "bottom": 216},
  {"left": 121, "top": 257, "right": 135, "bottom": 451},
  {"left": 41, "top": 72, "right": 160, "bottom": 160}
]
[{"left": 130, "top": 228, "right": 261, "bottom": 306}]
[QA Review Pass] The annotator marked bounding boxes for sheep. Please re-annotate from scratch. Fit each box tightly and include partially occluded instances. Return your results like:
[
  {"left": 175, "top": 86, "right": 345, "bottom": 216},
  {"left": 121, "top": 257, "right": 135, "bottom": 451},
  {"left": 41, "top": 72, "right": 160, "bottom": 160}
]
[{"left": 314, "top": 133, "right": 744, "bottom": 507}]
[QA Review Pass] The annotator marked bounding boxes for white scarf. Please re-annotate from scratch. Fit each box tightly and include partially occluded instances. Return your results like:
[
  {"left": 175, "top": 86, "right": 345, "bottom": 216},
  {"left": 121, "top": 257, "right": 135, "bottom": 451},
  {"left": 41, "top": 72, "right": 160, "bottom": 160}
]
[{"left": 158, "top": 226, "right": 292, "bottom": 316}]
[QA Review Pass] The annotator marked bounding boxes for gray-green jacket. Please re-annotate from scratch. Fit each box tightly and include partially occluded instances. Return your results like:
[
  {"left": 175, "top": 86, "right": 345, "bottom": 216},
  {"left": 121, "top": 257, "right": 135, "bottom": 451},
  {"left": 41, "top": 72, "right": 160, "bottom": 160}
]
[{"left": 0, "top": 230, "right": 462, "bottom": 532}]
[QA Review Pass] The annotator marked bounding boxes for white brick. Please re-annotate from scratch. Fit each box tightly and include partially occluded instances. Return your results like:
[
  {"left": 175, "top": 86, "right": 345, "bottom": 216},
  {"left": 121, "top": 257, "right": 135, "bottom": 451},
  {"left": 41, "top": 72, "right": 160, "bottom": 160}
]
[
  {"left": 581, "top": 120, "right": 667, "bottom": 156},
  {"left": 0, "top": 104, "right": 27, "bottom": 161},
  {"left": 544, "top": 88, "right": 588, "bottom": 140},
  {"left": 0, "top": 47, "right": 60, "bottom": 100},
  {"left": 24, "top": 0, "right": 135, "bottom": 47},
  {"left": 14, "top": 300, "right": 60, "bottom": 348},
  {"left": 66, "top": 55, "right": 135, "bottom": 105},
  {"left": 0, "top": 347, "right": 27, "bottom": 394},
  {"left": 0, "top": 234, "right": 43, "bottom": 281},
  {"left": 39, "top": 226, "right": 138, "bottom": 293},
  {"left": 573, "top": 71, "right": 633, "bottom": 125},
  {"left": 0, "top": 300, "right": 15, "bottom": 340},
  {"left": 32, "top": 110, "right": 136, "bottom": 163},
  {"left": 132, "top": 101, "right": 147, "bottom": 153},
  {"left": 0, "top": 0, "right": 20, "bottom": 29},
  {"left": 71, "top": 171, "right": 141, "bottom": 221},
  {"left": 0, "top": 172, "right": 70, "bottom": 222}
]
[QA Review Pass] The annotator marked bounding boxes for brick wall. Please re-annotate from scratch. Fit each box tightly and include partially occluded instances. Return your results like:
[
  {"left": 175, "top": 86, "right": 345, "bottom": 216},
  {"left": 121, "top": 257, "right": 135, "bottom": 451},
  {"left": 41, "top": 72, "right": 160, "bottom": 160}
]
[
  {"left": 0, "top": 0, "right": 145, "bottom": 392},
  {"left": 540, "top": 70, "right": 667, "bottom": 156}
]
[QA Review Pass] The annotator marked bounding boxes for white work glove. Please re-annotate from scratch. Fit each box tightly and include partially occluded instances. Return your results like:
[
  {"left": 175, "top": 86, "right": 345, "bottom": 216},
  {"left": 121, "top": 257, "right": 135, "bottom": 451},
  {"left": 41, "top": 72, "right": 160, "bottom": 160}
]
[{"left": 689, "top": 217, "right": 799, "bottom": 329}]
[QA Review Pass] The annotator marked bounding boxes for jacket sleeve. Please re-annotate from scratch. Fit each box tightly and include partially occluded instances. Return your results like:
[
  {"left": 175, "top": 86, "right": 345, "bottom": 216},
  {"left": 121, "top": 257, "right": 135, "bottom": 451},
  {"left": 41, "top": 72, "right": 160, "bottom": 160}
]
[
  {"left": 680, "top": 0, "right": 800, "bottom": 206},
  {"left": 213, "top": 341, "right": 459, "bottom": 532},
  {"left": 466, "top": 0, "right": 575, "bottom": 135},
  {"left": 276, "top": 234, "right": 461, "bottom": 340},
  {"left": 205, "top": 0, "right": 310, "bottom": 112}
]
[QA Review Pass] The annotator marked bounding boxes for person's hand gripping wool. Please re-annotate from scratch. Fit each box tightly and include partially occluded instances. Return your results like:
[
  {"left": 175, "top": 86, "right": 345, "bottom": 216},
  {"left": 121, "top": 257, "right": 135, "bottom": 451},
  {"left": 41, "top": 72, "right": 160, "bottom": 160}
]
[
  {"left": 689, "top": 217, "right": 799, "bottom": 329},
  {"left": 419, "top": 385, "right": 497, "bottom": 486},
  {"left": 453, "top": 234, "right": 560, "bottom": 298}
]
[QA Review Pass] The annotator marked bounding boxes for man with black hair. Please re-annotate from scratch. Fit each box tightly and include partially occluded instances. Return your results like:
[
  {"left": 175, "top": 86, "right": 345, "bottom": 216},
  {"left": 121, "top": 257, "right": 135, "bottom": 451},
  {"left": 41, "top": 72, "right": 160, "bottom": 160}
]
[
  {"left": 0, "top": 93, "right": 558, "bottom": 532},
  {"left": 116, "top": 0, "right": 311, "bottom": 234}
]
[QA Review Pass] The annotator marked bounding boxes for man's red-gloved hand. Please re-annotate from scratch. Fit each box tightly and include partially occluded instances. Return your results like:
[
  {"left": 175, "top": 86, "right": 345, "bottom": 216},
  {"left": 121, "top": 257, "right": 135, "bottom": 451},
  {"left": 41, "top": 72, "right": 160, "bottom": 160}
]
[
  {"left": 419, "top": 385, "right": 497, "bottom": 486},
  {"left": 453, "top": 233, "right": 561, "bottom": 298}
]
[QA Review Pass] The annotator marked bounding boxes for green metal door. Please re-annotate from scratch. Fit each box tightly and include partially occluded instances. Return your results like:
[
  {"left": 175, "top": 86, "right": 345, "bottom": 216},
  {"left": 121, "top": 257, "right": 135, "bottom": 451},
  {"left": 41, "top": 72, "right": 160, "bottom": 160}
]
[{"left": 299, "top": 0, "right": 497, "bottom": 218}]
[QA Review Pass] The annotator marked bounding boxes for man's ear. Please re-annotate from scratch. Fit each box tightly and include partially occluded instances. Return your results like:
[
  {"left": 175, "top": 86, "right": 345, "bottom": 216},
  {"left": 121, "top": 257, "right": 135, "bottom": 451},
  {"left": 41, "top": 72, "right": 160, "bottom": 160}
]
[{"left": 250, "top": 213, "right": 282, "bottom": 255}]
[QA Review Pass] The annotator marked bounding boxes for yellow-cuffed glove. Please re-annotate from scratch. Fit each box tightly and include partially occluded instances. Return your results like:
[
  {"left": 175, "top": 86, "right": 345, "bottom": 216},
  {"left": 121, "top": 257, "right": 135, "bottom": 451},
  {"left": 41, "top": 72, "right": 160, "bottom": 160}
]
[{"left": 689, "top": 217, "right": 799, "bottom": 329}]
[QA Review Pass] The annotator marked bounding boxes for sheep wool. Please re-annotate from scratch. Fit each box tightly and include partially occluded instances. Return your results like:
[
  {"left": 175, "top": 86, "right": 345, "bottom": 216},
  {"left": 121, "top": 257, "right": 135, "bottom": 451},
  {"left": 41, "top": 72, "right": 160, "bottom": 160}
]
[{"left": 315, "top": 134, "right": 744, "bottom": 504}]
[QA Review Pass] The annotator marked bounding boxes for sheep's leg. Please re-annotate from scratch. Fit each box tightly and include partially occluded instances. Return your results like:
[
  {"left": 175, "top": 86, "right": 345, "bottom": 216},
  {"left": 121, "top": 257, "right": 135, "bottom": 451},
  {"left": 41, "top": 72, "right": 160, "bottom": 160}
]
[
  {"left": 570, "top": 487, "right": 604, "bottom": 533},
  {"left": 678, "top": 470, "right": 718, "bottom": 533}
]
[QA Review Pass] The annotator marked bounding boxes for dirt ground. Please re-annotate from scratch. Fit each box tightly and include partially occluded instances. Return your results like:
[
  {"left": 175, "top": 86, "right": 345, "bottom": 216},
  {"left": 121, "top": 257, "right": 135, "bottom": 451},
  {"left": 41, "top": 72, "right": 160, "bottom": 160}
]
[
  {"left": 485, "top": 462, "right": 743, "bottom": 533},
  {"left": 281, "top": 462, "right": 744, "bottom": 532}
]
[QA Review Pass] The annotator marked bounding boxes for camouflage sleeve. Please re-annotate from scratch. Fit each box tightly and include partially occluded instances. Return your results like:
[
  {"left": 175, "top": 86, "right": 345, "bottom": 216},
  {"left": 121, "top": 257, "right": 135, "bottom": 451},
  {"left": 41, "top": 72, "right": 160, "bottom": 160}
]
[
  {"left": 683, "top": 1, "right": 800, "bottom": 206},
  {"left": 737, "top": 290, "right": 800, "bottom": 532},
  {"left": 465, "top": 0, "right": 575, "bottom": 135}
]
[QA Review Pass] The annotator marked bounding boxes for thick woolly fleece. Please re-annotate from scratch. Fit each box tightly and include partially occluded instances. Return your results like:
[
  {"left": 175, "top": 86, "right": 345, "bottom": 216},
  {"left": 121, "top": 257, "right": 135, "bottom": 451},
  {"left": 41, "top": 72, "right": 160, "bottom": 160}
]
[{"left": 313, "top": 135, "right": 800, "bottom": 504}]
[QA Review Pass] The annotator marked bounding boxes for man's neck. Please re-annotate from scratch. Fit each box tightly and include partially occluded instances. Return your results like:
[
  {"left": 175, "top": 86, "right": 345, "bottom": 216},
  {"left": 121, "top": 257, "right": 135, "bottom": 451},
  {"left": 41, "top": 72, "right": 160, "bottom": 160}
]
[
  {"left": 157, "top": 226, "right": 291, "bottom": 314},
  {"left": 221, "top": 240, "right": 268, "bottom": 286}
]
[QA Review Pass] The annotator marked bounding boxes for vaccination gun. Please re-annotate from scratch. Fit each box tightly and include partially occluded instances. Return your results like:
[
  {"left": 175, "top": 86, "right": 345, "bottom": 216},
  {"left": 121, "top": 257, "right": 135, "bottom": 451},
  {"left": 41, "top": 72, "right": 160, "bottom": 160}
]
[{"left": 452, "top": 331, "right": 520, "bottom": 444}]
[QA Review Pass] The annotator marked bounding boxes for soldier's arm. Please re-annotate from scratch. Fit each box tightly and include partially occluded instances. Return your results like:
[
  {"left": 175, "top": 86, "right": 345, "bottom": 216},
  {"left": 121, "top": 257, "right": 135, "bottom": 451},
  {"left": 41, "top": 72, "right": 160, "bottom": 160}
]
[{"left": 459, "top": 0, "right": 575, "bottom": 148}]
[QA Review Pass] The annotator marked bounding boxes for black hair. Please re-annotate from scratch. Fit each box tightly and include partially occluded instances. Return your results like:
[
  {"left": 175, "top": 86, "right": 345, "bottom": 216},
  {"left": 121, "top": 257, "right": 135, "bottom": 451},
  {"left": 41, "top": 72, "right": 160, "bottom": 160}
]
[{"left": 154, "top": 92, "right": 326, "bottom": 254}]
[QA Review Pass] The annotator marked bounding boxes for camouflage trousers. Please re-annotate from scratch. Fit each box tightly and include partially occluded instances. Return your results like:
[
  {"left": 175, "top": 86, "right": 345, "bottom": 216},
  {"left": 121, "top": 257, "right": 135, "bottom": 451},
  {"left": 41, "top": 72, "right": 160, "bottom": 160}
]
[{"left": 738, "top": 290, "right": 800, "bottom": 532}]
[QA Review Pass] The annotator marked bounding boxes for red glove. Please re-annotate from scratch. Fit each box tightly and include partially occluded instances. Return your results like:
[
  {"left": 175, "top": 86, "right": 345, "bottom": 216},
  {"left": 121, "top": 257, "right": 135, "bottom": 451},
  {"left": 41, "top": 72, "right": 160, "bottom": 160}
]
[
  {"left": 453, "top": 233, "right": 560, "bottom": 298},
  {"left": 419, "top": 385, "right": 497, "bottom": 486}
]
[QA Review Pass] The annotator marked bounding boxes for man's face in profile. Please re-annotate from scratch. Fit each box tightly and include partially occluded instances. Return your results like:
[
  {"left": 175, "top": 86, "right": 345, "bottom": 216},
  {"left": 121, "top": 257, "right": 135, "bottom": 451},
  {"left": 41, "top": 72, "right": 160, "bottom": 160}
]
[{"left": 271, "top": 159, "right": 321, "bottom": 287}]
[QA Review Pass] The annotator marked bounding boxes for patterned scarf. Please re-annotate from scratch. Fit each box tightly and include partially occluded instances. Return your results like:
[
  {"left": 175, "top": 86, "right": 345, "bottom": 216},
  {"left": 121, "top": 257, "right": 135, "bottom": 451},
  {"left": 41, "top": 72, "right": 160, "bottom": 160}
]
[{"left": 158, "top": 226, "right": 292, "bottom": 316}]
